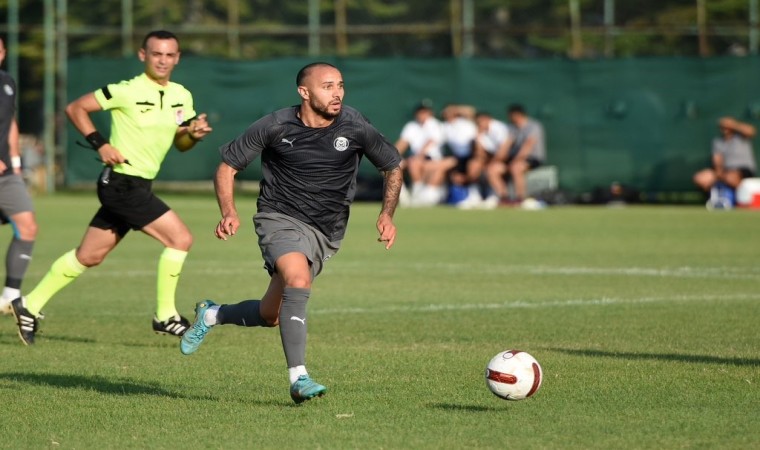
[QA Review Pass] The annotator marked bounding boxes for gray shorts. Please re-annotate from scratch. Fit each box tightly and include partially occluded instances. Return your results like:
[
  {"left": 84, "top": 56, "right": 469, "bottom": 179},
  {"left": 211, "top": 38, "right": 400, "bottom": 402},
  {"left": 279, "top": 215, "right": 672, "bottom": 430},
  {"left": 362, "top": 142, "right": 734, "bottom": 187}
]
[
  {"left": 254, "top": 212, "right": 341, "bottom": 279},
  {"left": 0, "top": 175, "right": 34, "bottom": 224}
]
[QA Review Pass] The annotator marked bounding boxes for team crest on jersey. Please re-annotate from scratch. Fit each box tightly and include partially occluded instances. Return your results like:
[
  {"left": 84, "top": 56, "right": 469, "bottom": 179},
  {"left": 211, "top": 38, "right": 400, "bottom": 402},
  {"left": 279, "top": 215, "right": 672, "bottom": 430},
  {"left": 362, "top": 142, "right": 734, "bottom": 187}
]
[
  {"left": 333, "top": 136, "right": 349, "bottom": 151},
  {"left": 175, "top": 109, "right": 185, "bottom": 125},
  {"left": 3, "top": 84, "right": 13, "bottom": 96}
]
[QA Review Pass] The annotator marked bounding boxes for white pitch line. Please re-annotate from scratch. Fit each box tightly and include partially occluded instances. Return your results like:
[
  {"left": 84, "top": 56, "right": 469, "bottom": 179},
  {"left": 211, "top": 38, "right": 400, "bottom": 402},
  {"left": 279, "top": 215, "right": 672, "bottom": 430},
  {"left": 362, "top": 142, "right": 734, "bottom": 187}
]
[
  {"left": 310, "top": 293, "right": 760, "bottom": 316},
  {"left": 331, "top": 262, "right": 760, "bottom": 280},
  {"left": 64, "top": 292, "right": 760, "bottom": 318},
  {"left": 523, "top": 266, "right": 760, "bottom": 279},
  {"left": 28, "top": 263, "right": 759, "bottom": 280}
]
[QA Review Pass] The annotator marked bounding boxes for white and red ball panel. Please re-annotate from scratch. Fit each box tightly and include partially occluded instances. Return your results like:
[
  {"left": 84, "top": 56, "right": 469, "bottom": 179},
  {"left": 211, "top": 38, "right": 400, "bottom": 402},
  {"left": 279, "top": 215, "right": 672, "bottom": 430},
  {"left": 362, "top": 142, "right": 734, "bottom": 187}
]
[{"left": 485, "top": 350, "right": 543, "bottom": 400}]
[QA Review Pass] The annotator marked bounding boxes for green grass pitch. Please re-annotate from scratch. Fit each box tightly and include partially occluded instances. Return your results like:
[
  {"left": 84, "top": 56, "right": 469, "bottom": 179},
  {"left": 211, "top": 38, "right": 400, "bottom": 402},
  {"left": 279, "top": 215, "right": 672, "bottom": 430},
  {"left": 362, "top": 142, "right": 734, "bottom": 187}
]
[{"left": 0, "top": 193, "right": 758, "bottom": 449}]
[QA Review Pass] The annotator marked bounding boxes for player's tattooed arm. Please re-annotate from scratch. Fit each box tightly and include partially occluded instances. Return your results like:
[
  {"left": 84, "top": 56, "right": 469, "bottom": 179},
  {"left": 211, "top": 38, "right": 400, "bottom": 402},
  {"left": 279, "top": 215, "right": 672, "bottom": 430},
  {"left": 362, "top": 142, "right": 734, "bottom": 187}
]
[
  {"left": 376, "top": 166, "right": 402, "bottom": 250},
  {"left": 381, "top": 166, "right": 402, "bottom": 218}
]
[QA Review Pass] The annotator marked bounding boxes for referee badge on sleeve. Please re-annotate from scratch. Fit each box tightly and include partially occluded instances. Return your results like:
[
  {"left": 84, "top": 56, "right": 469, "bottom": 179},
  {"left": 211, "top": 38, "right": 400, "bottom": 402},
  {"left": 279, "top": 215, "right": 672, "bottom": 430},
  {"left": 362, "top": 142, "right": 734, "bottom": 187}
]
[{"left": 175, "top": 109, "right": 185, "bottom": 125}]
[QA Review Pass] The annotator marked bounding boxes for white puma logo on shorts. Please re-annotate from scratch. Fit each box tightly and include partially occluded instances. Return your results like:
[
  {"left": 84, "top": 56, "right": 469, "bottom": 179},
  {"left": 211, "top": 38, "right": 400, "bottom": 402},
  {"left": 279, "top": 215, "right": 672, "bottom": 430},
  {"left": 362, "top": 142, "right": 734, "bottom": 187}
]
[{"left": 290, "top": 316, "right": 306, "bottom": 324}]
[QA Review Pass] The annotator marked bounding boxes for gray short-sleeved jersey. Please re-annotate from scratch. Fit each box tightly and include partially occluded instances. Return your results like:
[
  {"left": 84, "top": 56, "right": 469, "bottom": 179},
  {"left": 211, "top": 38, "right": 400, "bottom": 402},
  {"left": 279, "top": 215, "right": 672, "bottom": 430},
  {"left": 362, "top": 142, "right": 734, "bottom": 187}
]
[
  {"left": 509, "top": 118, "right": 546, "bottom": 162},
  {"left": 0, "top": 71, "right": 17, "bottom": 177},
  {"left": 219, "top": 105, "right": 402, "bottom": 241},
  {"left": 712, "top": 135, "right": 756, "bottom": 172}
]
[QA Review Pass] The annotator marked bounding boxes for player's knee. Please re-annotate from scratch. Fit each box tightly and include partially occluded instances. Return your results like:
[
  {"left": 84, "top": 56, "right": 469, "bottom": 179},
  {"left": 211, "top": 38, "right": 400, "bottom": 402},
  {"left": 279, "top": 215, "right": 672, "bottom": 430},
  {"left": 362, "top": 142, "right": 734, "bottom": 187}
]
[
  {"left": 281, "top": 269, "right": 311, "bottom": 289},
  {"left": 285, "top": 276, "right": 311, "bottom": 290},
  {"left": 17, "top": 221, "right": 38, "bottom": 240}
]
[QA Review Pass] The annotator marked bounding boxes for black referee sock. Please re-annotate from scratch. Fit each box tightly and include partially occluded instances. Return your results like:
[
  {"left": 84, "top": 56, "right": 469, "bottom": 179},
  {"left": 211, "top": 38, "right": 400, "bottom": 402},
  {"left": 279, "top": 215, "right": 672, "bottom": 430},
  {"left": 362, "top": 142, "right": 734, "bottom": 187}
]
[
  {"left": 279, "top": 287, "right": 310, "bottom": 368},
  {"left": 217, "top": 300, "right": 274, "bottom": 327}
]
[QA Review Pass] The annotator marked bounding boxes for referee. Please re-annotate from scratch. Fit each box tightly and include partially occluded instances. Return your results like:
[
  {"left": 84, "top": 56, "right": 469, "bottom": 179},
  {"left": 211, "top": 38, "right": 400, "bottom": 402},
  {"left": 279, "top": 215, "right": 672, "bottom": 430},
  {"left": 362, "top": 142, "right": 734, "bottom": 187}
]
[
  {"left": 180, "top": 62, "right": 403, "bottom": 404},
  {"left": 10, "top": 30, "right": 212, "bottom": 345}
]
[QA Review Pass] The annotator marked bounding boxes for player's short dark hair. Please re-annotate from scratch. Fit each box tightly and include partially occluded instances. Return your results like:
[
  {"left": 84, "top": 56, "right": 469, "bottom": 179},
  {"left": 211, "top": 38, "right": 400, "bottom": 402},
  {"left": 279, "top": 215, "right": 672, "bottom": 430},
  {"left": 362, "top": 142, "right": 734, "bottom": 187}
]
[
  {"left": 508, "top": 104, "right": 526, "bottom": 115},
  {"left": 475, "top": 111, "right": 492, "bottom": 119},
  {"left": 141, "top": 30, "right": 179, "bottom": 50},
  {"left": 296, "top": 62, "right": 338, "bottom": 86}
]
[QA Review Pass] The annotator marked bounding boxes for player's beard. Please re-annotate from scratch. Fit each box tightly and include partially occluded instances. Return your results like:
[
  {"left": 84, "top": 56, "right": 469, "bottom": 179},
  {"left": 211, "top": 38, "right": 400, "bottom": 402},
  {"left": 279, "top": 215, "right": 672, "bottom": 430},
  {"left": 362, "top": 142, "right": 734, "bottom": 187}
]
[{"left": 310, "top": 97, "right": 341, "bottom": 120}]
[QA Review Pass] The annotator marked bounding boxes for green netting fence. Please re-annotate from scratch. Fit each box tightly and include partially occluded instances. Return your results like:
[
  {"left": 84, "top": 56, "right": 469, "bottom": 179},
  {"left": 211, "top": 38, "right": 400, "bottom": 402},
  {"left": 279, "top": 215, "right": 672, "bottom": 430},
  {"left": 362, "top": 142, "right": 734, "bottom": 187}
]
[{"left": 66, "top": 57, "right": 760, "bottom": 195}]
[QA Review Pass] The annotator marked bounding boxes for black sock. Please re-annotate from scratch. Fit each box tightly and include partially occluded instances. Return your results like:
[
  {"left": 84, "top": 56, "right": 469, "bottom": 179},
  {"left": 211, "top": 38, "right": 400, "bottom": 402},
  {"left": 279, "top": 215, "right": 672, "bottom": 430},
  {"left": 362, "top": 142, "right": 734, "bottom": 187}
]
[{"left": 217, "top": 300, "right": 274, "bottom": 327}]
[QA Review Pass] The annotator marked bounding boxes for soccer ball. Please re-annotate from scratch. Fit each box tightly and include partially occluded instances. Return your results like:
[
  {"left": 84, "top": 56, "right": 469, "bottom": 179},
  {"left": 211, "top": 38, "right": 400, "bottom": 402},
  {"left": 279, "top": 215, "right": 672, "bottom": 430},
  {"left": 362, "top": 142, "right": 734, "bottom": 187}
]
[{"left": 485, "top": 350, "right": 543, "bottom": 400}]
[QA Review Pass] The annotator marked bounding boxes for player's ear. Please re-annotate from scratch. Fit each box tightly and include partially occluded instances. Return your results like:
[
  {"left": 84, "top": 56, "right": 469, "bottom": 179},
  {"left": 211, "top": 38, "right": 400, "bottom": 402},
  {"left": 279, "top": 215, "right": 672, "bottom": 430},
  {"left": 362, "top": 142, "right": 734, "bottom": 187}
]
[
  {"left": 138, "top": 48, "right": 146, "bottom": 62},
  {"left": 297, "top": 85, "right": 309, "bottom": 101}
]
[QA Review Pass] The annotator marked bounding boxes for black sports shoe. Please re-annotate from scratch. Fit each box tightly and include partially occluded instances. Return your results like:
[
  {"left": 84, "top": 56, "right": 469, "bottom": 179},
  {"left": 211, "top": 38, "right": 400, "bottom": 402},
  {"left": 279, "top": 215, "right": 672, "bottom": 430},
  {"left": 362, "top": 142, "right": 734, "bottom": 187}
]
[
  {"left": 152, "top": 315, "right": 190, "bottom": 337},
  {"left": 11, "top": 297, "right": 40, "bottom": 345}
]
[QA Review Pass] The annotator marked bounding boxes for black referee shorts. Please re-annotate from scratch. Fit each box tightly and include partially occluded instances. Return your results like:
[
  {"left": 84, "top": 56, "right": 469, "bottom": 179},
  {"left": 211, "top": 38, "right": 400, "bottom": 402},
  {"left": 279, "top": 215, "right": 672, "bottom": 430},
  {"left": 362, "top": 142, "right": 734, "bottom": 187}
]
[{"left": 89, "top": 168, "right": 170, "bottom": 237}]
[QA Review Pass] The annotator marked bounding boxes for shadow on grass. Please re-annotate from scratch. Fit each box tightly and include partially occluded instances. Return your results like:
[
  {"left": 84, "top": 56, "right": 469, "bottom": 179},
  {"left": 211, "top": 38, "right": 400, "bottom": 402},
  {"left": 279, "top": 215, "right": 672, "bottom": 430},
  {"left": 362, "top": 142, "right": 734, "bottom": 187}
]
[
  {"left": 0, "top": 372, "right": 291, "bottom": 406},
  {"left": 548, "top": 348, "right": 760, "bottom": 367},
  {"left": 0, "top": 372, "right": 214, "bottom": 400},
  {"left": 0, "top": 333, "right": 181, "bottom": 348},
  {"left": 37, "top": 334, "right": 98, "bottom": 344},
  {"left": 0, "top": 334, "right": 97, "bottom": 346},
  {"left": 116, "top": 340, "right": 178, "bottom": 349},
  {"left": 429, "top": 403, "right": 502, "bottom": 412}
]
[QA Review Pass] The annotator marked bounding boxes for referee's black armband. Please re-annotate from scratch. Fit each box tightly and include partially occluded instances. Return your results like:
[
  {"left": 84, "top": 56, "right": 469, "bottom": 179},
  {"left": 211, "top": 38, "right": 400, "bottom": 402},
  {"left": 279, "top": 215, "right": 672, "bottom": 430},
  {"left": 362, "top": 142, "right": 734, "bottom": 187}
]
[{"left": 85, "top": 131, "right": 108, "bottom": 151}]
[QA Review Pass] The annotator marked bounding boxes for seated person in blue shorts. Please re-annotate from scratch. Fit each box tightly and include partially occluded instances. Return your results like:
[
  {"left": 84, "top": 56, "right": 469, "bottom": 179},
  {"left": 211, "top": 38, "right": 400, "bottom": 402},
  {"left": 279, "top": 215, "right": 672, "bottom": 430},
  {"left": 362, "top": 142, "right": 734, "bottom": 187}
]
[{"left": 693, "top": 116, "right": 757, "bottom": 201}]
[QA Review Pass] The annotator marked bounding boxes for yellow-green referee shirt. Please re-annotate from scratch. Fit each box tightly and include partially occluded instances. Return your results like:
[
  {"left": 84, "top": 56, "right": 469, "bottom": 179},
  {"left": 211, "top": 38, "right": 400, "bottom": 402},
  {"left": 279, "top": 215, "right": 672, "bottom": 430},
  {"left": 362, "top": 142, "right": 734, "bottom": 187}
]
[{"left": 93, "top": 73, "right": 196, "bottom": 179}]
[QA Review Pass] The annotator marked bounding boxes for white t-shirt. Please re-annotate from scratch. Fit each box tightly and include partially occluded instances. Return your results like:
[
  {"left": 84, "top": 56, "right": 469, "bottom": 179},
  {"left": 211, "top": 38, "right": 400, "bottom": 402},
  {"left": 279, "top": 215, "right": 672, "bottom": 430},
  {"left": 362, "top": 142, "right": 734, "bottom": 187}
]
[
  {"left": 443, "top": 117, "right": 477, "bottom": 158},
  {"left": 400, "top": 117, "right": 445, "bottom": 160},
  {"left": 477, "top": 119, "right": 510, "bottom": 154}
]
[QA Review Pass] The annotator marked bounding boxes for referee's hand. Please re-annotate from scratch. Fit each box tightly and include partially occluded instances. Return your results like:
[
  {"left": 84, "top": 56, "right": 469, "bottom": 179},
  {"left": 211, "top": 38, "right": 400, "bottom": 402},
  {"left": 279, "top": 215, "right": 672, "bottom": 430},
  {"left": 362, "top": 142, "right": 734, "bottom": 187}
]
[
  {"left": 189, "top": 113, "right": 213, "bottom": 141},
  {"left": 97, "top": 144, "right": 128, "bottom": 166},
  {"left": 215, "top": 213, "right": 239, "bottom": 241}
]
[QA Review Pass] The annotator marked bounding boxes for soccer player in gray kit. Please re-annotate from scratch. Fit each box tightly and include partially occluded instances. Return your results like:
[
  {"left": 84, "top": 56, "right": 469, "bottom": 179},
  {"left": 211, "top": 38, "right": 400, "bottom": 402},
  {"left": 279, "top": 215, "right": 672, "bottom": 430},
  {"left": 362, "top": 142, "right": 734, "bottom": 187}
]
[{"left": 180, "top": 62, "right": 403, "bottom": 404}]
